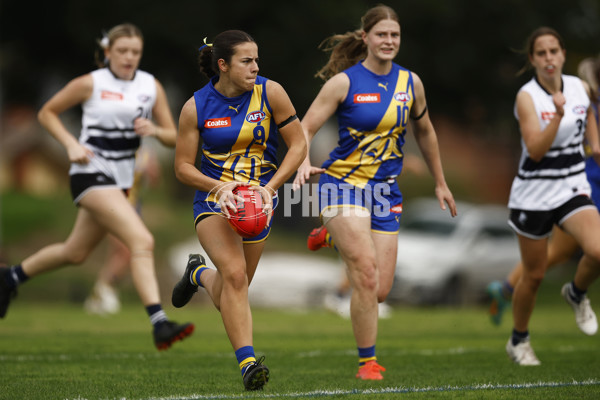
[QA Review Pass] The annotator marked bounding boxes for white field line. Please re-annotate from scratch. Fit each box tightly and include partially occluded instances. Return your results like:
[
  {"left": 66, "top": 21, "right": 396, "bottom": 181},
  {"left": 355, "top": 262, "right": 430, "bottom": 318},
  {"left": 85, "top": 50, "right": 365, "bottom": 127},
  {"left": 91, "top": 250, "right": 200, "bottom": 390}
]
[{"left": 62, "top": 379, "right": 600, "bottom": 400}]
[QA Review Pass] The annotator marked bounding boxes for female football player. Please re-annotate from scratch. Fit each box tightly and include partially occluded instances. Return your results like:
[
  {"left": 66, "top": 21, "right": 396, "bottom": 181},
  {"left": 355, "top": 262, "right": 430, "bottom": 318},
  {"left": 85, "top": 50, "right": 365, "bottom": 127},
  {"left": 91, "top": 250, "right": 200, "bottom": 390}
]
[
  {"left": 171, "top": 30, "right": 306, "bottom": 390},
  {"left": 504, "top": 27, "right": 600, "bottom": 366},
  {"left": 293, "top": 4, "right": 457, "bottom": 380},
  {"left": 0, "top": 23, "right": 194, "bottom": 350}
]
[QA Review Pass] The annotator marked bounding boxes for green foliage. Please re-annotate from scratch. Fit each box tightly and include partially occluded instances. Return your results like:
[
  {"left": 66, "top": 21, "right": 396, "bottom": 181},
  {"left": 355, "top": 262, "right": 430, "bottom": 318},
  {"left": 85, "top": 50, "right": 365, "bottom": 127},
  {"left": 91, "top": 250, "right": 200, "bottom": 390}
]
[
  {"left": 1, "top": 296, "right": 599, "bottom": 399},
  {"left": 2, "top": 0, "right": 600, "bottom": 129},
  {"left": 0, "top": 190, "right": 74, "bottom": 244}
]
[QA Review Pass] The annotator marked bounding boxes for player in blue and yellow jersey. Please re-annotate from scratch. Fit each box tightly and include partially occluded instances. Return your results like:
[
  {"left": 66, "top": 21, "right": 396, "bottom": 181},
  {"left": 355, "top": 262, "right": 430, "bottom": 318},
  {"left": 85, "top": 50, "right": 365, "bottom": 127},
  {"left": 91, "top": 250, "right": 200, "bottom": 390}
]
[
  {"left": 293, "top": 5, "right": 457, "bottom": 380},
  {"left": 172, "top": 30, "right": 306, "bottom": 391}
]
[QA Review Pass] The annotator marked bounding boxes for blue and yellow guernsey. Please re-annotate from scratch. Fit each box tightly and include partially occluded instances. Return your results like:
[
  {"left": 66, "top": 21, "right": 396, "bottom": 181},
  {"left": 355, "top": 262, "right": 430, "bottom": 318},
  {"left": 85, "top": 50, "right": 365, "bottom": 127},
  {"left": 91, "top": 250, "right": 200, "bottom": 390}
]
[
  {"left": 193, "top": 75, "right": 278, "bottom": 201},
  {"left": 323, "top": 62, "right": 415, "bottom": 189}
]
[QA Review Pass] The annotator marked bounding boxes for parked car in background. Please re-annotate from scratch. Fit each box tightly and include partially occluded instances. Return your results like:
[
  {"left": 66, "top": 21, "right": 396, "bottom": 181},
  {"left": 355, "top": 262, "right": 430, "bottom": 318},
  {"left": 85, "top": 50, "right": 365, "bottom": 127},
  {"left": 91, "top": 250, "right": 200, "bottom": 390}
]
[{"left": 388, "top": 198, "right": 520, "bottom": 305}]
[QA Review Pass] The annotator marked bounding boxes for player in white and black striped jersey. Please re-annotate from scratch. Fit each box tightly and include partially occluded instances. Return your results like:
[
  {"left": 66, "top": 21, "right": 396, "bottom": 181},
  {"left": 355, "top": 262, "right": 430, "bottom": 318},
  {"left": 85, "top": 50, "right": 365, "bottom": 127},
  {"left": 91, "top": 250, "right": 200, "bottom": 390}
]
[
  {"left": 0, "top": 23, "right": 194, "bottom": 350},
  {"left": 505, "top": 27, "right": 600, "bottom": 366}
]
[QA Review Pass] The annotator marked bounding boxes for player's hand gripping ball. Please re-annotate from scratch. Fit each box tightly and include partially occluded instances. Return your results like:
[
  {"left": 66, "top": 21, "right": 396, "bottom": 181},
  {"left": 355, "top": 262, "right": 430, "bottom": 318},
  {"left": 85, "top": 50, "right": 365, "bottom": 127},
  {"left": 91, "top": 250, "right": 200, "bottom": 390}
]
[{"left": 227, "top": 185, "right": 268, "bottom": 238}]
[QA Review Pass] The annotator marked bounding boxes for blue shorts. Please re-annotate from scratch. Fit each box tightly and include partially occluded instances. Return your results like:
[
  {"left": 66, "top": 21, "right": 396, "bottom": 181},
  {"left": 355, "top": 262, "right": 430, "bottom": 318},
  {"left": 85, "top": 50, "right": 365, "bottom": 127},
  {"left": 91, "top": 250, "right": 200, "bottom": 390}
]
[
  {"left": 585, "top": 157, "right": 600, "bottom": 209},
  {"left": 193, "top": 190, "right": 278, "bottom": 243},
  {"left": 318, "top": 174, "right": 403, "bottom": 234}
]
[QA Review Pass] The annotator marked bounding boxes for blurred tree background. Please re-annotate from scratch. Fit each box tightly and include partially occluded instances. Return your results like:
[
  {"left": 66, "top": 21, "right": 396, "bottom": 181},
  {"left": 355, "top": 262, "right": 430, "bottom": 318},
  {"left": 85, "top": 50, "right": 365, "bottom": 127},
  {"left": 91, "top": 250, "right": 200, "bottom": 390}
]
[
  {"left": 1, "top": 0, "right": 600, "bottom": 271},
  {"left": 2, "top": 0, "right": 599, "bottom": 122}
]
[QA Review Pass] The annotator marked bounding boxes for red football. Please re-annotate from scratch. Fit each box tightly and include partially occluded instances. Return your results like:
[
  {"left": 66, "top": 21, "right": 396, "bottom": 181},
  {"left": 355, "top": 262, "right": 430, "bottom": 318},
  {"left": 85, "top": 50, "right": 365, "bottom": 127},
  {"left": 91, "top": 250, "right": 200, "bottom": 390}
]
[{"left": 226, "top": 185, "right": 268, "bottom": 238}]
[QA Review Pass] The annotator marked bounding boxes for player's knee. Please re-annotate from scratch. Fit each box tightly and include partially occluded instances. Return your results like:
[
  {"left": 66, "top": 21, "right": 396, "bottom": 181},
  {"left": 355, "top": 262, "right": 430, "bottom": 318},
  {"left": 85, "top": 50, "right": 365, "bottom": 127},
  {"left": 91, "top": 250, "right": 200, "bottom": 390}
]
[
  {"left": 130, "top": 231, "right": 155, "bottom": 253},
  {"left": 377, "top": 292, "right": 388, "bottom": 303},
  {"left": 222, "top": 265, "right": 248, "bottom": 291},
  {"left": 584, "top": 246, "right": 600, "bottom": 266},
  {"left": 65, "top": 248, "right": 90, "bottom": 265},
  {"left": 346, "top": 250, "right": 376, "bottom": 270},
  {"left": 353, "top": 264, "right": 378, "bottom": 293},
  {"left": 523, "top": 273, "right": 544, "bottom": 290}
]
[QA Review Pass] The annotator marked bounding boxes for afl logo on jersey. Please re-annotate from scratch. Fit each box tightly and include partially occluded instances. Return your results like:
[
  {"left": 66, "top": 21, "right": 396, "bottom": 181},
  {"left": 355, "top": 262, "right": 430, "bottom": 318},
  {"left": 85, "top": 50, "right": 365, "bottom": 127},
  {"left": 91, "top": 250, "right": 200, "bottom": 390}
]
[
  {"left": 394, "top": 92, "right": 411, "bottom": 102},
  {"left": 138, "top": 94, "right": 151, "bottom": 103},
  {"left": 246, "top": 111, "right": 266, "bottom": 123},
  {"left": 204, "top": 117, "right": 231, "bottom": 128},
  {"left": 573, "top": 105, "right": 586, "bottom": 115},
  {"left": 354, "top": 93, "right": 380, "bottom": 103},
  {"left": 101, "top": 91, "right": 123, "bottom": 101}
]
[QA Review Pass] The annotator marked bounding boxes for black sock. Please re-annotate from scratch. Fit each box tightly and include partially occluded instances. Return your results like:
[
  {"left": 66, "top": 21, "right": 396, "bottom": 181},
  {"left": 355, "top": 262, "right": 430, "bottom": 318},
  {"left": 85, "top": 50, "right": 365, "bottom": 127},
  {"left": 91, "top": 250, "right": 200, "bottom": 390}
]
[
  {"left": 511, "top": 329, "right": 529, "bottom": 346},
  {"left": 5, "top": 265, "right": 29, "bottom": 288},
  {"left": 569, "top": 281, "right": 586, "bottom": 304},
  {"left": 146, "top": 304, "right": 167, "bottom": 329}
]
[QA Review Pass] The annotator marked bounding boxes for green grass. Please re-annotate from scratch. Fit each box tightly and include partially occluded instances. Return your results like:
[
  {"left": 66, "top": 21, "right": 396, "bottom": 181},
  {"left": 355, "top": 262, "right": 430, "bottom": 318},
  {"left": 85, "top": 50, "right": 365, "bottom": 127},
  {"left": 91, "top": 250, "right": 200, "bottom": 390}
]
[
  {"left": 1, "top": 295, "right": 599, "bottom": 400},
  {"left": 2, "top": 190, "right": 600, "bottom": 399}
]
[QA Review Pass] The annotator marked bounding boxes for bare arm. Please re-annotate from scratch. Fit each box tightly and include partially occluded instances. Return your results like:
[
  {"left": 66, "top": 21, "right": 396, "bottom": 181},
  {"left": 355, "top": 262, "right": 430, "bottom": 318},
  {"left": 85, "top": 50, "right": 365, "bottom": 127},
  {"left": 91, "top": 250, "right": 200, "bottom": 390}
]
[
  {"left": 134, "top": 79, "right": 177, "bottom": 147},
  {"left": 175, "top": 97, "right": 247, "bottom": 216},
  {"left": 292, "top": 73, "right": 349, "bottom": 189},
  {"left": 516, "top": 89, "right": 564, "bottom": 162},
  {"left": 409, "top": 72, "right": 457, "bottom": 217},
  {"left": 174, "top": 96, "right": 223, "bottom": 193},
  {"left": 580, "top": 80, "right": 600, "bottom": 165},
  {"left": 37, "top": 74, "right": 94, "bottom": 164},
  {"left": 264, "top": 80, "right": 307, "bottom": 193}
]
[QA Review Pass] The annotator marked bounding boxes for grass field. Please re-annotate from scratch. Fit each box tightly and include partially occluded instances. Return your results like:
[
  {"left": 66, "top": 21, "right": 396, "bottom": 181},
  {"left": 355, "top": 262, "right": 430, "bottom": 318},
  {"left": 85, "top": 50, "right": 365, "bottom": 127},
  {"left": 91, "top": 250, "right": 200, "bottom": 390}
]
[
  {"left": 1, "top": 285, "right": 599, "bottom": 400},
  {"left": 2, "top": 191, "right": 600, "bottom": 399}
]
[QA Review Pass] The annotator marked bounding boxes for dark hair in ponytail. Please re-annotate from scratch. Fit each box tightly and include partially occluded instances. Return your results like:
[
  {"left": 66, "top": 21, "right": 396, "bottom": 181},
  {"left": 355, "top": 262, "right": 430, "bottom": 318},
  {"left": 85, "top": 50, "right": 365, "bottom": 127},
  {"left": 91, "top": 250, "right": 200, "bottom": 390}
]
[{"left": 198, "top": 30, "right": 255, "bottom": 79}]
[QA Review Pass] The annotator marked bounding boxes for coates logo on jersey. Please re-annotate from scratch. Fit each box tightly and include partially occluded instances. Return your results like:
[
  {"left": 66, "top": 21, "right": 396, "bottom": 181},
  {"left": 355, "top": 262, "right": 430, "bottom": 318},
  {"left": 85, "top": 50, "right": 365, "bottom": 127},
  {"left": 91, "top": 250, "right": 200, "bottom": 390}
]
[
  {"left": 204, "top": 117, "right": 231, "bottom": 128},
  {"left": 246, "top": 111, "right": 266, "bottom": 123},
  {"left": 394, "top": 92, "right": 411, "bottom": 102},
  {"left": 101, "top": 91, "right": 123, "bottom": 101},
  {"left": 572, "top": 105, "right": 587, "bottom": 115},
  {"left": 390, "top": 203, "right": 403, "bottom": 214},
  {"left": 541, "top": 111, "right": 556, "bottom": 121},
  {"left": 354, "top": 93, "right": 380, "bottom": 103}
]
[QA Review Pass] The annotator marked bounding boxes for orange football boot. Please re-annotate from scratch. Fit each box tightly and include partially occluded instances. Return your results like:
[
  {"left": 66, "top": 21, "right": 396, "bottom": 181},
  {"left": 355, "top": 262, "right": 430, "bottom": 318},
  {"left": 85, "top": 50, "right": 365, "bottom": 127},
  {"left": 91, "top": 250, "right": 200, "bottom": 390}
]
[
  {"left": 307, "top": 226, "right": 330, "bottom": 251},
  {"left": 356, "top": 360, "right": 386, "bottom": 380}
]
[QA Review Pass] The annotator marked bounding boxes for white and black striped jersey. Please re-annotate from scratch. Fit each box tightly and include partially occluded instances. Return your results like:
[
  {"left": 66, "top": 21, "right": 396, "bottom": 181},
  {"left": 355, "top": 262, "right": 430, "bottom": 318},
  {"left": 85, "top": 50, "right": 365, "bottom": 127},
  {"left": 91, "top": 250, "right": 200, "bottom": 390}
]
[
  {"left": 508, "top": 75, "right": 591, "bottom": 211},
  {"left": 69, "top": 68, "right": 156, "bottom": 189}
]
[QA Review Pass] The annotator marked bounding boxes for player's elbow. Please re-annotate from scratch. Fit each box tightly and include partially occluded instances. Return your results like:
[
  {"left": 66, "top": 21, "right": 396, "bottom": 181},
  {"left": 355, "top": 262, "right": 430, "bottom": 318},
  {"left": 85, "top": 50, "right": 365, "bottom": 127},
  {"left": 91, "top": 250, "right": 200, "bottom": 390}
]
[
  {"left": 37, "top": 107, "right": 50, "bottom": 127},
  {"left": 297, "top": 138, "right": 308, "bottom": 161},
  {"left": 173, "top": 161, "right": 188, "bottom": 184}
]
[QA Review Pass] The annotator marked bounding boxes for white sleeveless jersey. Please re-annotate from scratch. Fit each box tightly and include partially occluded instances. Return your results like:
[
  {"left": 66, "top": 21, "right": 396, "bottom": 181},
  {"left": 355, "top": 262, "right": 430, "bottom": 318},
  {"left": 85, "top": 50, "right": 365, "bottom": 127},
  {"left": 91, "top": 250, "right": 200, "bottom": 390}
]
[
  {"left": 508, "top": 75, "right": 591, "bottom": 210},
  {"left": 69, "top": 68, "right": 156, "bottom": 189}
]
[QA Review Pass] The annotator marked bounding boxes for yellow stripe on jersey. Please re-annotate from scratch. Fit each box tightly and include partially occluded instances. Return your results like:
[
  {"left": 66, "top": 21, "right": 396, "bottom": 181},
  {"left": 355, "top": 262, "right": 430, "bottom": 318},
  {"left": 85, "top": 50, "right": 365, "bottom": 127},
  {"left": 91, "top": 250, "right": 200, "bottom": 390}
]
[
  {"left": 203, "top": 84, "right": 277, "bottom": 188},
  {"left": 328, "top": 69, "right": 414, "bottom": 188}
]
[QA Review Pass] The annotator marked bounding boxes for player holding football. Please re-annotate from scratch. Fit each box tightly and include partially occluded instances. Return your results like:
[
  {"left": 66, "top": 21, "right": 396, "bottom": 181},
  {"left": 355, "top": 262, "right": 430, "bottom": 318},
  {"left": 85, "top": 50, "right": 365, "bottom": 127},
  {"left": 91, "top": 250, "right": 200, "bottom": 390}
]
[
  {"left": 503, "top": 27, "right": 600, "bottom": 366},
  {"left": 171, "top": 30, "right": 306, "bottom": 391},
  {"left": 0, "top": 23, "right": 194, "bottom": 350},
  {"left": 292, "top": 4, "right": 456, "bottom": 380}
]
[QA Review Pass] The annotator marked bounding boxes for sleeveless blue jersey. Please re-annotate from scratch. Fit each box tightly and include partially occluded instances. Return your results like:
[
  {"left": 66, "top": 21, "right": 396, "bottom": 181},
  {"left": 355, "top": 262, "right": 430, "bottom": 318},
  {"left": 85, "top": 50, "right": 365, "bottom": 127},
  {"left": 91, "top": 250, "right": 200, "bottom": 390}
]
[
  {"left": 193, "top": 75, "right": 278, "bottom": 192},
  {"left": 323, "top": 62, "right": 415, "bottom": 188},
  {"left": 585, "top": 96, "right": 600, "bottom": 207}
]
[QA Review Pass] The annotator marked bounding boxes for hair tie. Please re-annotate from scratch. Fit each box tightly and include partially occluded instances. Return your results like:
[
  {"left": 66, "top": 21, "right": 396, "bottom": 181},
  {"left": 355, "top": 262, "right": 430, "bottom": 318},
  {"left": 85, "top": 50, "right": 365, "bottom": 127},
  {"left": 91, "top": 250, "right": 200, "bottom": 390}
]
[
  {"left": 99, "top": 31, "right": 109, "bottom": 49},
  {"left": 198, "top": 37, "right": 213, "bottom": 51}
]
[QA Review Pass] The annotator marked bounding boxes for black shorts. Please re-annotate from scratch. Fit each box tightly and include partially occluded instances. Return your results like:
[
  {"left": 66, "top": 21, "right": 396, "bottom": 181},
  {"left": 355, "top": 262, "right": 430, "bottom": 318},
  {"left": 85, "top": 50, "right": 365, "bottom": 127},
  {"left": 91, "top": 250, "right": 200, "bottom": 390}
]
[
  {"left": 70, "top": 173, "right": 119, "bottom": 204},
  {"left": 508, "top": 195, "right": 596, "bottom": 239}
]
